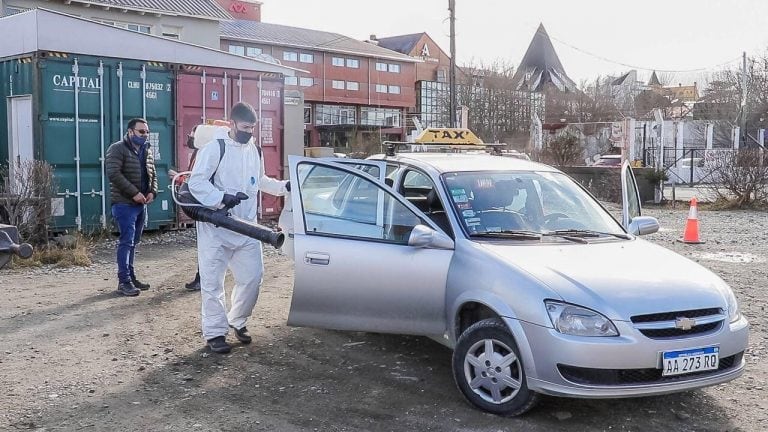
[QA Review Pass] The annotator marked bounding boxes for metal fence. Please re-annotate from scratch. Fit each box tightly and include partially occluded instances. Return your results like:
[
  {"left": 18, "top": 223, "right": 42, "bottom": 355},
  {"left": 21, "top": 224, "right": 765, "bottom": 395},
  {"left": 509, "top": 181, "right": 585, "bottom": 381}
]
[{"left": 643, "top": 147, "right": 718, "bottom": 186}]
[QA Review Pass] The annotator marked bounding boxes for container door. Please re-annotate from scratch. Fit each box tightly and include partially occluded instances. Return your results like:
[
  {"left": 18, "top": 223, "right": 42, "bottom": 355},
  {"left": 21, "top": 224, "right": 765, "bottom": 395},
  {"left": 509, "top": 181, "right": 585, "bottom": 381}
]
[
  {"left": 175, "top": 70, "right": 230, "bottom": 224},
  {"left": 6, "top": 95, "right": 34, "bottom": 187},
  {"left": 114, "top": 63, "right": 175, "bottom": 230},
  {"left": 40, "top": 58, "right": 105, "bottom": 231},
  {"left": 237, "top": 75, "right": 285, "bottom": 218}
]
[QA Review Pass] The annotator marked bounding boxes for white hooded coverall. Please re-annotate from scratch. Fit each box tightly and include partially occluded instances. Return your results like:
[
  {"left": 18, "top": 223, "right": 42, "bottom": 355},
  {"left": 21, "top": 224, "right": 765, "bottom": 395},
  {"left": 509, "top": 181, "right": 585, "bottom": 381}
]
[{"left": 188, "top": 128, "right": 287, "bottom": 340}]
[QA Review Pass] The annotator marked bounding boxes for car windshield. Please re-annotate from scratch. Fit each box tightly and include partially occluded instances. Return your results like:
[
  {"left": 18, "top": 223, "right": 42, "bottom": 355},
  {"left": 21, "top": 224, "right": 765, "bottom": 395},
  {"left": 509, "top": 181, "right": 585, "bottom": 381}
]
[{"left": 442, "top": 171, "right": 625, "bottom": 238}]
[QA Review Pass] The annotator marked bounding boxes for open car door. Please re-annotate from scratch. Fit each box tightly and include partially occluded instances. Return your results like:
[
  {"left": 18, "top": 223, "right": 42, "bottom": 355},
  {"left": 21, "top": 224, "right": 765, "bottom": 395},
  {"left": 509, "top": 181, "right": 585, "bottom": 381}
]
[
  {"left": 287, "top": 156, "right": 454, "bottom": 336},
  {"left": 621, "top": 161, "right": 659, "bottom": 236}
]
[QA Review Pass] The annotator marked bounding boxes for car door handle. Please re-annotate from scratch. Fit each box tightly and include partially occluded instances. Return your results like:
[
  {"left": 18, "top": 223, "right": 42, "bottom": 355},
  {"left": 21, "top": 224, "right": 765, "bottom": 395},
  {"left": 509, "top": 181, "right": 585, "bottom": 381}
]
[{"left": 305, "top": 252, "right": 330, "bottom": 266}]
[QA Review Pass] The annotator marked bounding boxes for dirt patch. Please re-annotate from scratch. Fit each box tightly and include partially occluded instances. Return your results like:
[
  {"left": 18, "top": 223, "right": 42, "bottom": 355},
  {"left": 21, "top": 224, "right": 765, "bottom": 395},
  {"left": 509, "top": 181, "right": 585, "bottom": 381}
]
[{"left": 0, "top": 207, "right": 766, "bottom": 431}]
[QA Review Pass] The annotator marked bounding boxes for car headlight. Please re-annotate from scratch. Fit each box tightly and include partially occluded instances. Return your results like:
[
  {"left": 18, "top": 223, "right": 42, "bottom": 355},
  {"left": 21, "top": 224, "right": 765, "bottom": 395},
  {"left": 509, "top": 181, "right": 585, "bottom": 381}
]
[
  {"left": 725, "top": 289, "right": 741, "bottom": 323},
  {"left": 545, "top": 301, "right": 619, "bottom": 337}
]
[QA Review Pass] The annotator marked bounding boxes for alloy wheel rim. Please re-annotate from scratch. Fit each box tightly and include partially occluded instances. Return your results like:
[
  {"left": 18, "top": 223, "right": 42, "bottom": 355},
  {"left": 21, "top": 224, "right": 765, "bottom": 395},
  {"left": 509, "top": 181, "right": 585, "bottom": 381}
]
[{"left": 463, "top": 338, "right": 522, "bottom": 404}]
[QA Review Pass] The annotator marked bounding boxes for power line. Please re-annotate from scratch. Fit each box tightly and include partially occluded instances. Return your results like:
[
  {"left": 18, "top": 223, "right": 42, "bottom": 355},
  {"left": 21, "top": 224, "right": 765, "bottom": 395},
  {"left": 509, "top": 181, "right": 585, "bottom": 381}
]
[{"left": 535, "top": 26, "right": 743, "bottom": 73}]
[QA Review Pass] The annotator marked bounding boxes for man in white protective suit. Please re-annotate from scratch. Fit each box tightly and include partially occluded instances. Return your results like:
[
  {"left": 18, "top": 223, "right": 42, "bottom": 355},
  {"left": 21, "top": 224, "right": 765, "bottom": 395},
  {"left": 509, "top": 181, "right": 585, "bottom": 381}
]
[{"left": 188, "top": 102, "right": 289, "bottom": 354}]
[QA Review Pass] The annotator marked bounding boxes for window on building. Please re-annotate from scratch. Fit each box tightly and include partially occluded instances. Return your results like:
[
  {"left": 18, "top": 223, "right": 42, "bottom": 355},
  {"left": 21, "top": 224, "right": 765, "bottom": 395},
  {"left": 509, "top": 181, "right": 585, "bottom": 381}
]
[
  {"left": 303, "top": 104, "right": 312, "bottom": 124},
  {"left": 300, "top": 53, "right": 314, "bottom": 63},
  {"left": 346, "top": 58, "right": 360, "bottom": 68},
  {"left": 436, "top": 69, "right": 447, "bottom": 82},
  {"left": 376, "top": 62, "right": 387, "bottom": 72},
  {"left": 388, "top": 64, "right": 400, "bottom": 73},
  {"left": 346, "top": 81, "right": 359, "bottom": 91},
  {"left": 229, "top": 45, "right": 245, "bottom": 56},
  {"left": 332, "top": 57, "right": 345, "bottom": 67},
  {"left": 361, "top": 107, "right": 401, "bottom": 127},
  {"left": 332, "top": 80, "right": 345, "bottom": 90},
  {"left": 315, "top": 104, "right": 357, "bottom": 126},
  {"left": 126, "top": 23, "right": 151, "bottom": 34},
  {"left": 160, "top": 25, "right": 180, "bottom": 39},
  {"left": 246, "top": 47, "right": 263, "bottom": 57},
  {"left": 283, "top": 51, "right": 298, "bottom": 62},
  {"left": 375, "top": 84, "right": 387, "bottom": 93},
  {"left": 388, "top": 85, "right": 401, "bottom": 94},
  {"left": 299, "top": 77, "right": 314, "bottom": 87},
  {"left": 285, "top": 76, "right": 298, "bottom": 86}
]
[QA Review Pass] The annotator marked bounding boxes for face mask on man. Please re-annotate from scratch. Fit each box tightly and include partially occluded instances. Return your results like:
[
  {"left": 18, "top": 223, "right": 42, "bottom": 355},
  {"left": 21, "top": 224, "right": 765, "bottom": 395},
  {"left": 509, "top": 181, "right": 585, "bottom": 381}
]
[
  {"left": 234, "top": 129, "right": 253, "bottom": 144},
  {"left": 130, "top": 134, "right": 147, "bottom": 146}
]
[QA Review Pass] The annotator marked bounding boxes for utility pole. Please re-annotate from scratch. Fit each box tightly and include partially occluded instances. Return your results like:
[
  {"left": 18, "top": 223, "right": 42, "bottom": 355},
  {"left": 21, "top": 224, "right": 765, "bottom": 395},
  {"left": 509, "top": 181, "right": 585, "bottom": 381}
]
[
  {"left": 740, "top": 51, "right": 747, "bottom": 148},
  {"left": 448, "top": 0, "right": 457, "bottom": 128}
]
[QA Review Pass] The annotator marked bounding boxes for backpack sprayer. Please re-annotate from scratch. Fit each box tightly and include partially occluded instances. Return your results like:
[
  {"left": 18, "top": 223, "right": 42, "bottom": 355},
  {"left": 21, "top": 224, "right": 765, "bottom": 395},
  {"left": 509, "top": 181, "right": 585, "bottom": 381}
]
[{"left": 170, "top": 125, "right": 284, "bottom": 249}]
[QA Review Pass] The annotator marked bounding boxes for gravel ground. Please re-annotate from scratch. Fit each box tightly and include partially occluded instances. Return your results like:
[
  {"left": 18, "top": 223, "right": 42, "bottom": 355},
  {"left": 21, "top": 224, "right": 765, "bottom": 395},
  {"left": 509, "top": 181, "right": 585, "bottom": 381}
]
[{"left": 0, "top": 206, "right": 766, "bottom": 431}]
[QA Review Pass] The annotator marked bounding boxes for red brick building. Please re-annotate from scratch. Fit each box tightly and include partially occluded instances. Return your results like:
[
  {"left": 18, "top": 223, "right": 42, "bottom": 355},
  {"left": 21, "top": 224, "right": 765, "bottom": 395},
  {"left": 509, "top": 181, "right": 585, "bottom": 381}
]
[{"left": 220, "top": 18, "right": 418, "bottom": 150}]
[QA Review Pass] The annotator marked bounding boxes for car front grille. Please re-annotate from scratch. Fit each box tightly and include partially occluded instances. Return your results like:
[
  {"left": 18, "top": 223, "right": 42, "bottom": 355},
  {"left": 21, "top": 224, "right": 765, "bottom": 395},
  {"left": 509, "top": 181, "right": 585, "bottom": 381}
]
[
  {"left": 631, "top": 308, "right": 722, "bottom": 323},
  {"left": 558, "top": 352, "right": 742, "bottom": 386},
  {"left": 630, "top": 308, "right": 725, "bottom": 339}
]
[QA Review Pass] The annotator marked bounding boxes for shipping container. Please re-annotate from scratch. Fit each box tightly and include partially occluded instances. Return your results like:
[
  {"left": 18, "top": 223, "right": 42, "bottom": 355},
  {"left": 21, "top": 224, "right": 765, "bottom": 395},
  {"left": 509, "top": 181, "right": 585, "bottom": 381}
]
[
  {"left": 1, "top": 53, "right": 176, "bottom": 232},
  {"left": 0, "top": 9, "right": 297, "bottom": 232},
  {"left": 175, "top": 67, "right": 286, "bottom": 220}
]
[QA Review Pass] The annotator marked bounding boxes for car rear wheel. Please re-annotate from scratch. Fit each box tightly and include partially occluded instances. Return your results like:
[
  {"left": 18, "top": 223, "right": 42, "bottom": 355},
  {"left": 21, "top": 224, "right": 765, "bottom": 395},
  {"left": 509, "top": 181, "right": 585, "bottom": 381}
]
[{"left": 452, "top": 318, "right": 539, "bottom": 416}]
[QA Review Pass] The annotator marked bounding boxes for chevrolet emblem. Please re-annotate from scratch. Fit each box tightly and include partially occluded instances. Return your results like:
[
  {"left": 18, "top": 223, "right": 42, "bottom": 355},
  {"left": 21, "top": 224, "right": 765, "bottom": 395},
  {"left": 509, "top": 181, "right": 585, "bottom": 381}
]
[{"left": 675, "top": 317, "right": 696, "bottom": 331}]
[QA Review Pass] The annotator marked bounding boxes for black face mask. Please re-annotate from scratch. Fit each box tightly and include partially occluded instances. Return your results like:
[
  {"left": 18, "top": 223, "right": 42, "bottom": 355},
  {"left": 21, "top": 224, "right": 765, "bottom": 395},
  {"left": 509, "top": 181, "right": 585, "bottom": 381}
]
[
  {"left": 186, "top": 136, "right": 195, "bottom": 149},
  {"left": 234, "top": 130, "right": 252, "bottom": 144}
]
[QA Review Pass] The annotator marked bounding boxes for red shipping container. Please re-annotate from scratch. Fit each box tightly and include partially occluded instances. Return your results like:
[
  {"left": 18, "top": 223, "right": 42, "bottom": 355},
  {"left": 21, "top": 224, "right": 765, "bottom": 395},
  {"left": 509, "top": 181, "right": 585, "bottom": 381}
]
[{"left": 175, "top": 66, "right": 285, "bottom": 222}]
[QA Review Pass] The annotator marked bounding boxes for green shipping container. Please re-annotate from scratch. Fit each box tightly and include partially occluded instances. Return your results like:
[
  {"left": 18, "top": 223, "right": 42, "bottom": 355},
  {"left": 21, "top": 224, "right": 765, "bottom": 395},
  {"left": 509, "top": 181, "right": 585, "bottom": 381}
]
[{"left": 1, "top": 53, "right": 176, "bottom": 232}]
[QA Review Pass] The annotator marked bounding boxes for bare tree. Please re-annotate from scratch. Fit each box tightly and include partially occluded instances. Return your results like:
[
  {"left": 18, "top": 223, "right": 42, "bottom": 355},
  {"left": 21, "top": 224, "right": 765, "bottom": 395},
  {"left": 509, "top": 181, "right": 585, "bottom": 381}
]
[
  {"left": 704, "top": 149, "right": 768, "bottom": 207},
  {"left": 543, "top": 130, "right": 581, "bottom": 168},
  {"left": 656, "top": 71, "right": 677, "bottom": 87},
  {"left": 0, "top": 160, "right": 57, "bottom": 245},
  {"left": 454, "top": 58, "right": 541, "bottom": 146}
]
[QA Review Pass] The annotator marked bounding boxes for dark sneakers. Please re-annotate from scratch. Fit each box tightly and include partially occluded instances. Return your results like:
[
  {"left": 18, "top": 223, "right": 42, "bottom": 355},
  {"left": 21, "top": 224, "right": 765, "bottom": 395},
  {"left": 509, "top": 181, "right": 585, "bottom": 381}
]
[
  {"left": 131, "top": 277, "right": 150, "bottom": 291},
  {"left": 207, "top": 336, "right": 232, "bottom": 354},
  {"left": 230, "top": 326, "right": 252, "bottom": 344},
  {"left": 117, "top": 281, "right": 140, "bottom": 297}
]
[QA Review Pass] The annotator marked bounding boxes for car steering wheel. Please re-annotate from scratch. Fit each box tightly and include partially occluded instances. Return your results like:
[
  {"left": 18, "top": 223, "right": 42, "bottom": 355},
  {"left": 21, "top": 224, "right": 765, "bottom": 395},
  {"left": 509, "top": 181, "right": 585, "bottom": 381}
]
[{"left": 542, "top": 212, "right": 570, "bottom": 224}]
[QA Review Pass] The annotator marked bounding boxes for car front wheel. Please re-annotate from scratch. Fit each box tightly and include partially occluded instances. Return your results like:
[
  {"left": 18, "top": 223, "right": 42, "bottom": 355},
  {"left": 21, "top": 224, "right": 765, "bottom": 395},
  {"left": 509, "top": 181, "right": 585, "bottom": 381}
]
[{"left": 452, "top": 318, "right": 539, "bottom": 416}]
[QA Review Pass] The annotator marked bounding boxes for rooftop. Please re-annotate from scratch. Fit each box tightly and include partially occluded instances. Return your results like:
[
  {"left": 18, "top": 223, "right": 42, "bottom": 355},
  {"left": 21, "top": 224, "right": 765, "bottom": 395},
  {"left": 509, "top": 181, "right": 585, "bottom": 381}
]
[
  {"left": 511, "top": 24, "right": 577, "bottom": 92},
  {"left": 375, "top": 33, "right": 425, "bottom": 55},
  {"left": 54, "top": 0, "right": 231, "bottom": 20},
  {"left": 220, "top": 20, "right": 419, "bottom": 62},
  {"left": 0, "top": 8, "right": 297, "bottom": 75}
]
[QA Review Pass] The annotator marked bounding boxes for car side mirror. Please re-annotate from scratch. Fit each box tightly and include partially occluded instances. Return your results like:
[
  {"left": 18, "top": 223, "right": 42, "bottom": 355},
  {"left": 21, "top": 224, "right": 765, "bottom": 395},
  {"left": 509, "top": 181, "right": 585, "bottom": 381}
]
[
  {"left": 408, "top": 224, "right": 454, "bottom": 250},
  {"left": 628, "top": 216, "right": 660, "bottom": 236}
]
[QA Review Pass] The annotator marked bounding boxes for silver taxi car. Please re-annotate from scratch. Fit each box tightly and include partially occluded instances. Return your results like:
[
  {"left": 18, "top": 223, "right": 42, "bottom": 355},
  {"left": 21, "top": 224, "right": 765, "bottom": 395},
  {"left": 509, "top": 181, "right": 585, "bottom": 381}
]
[{"left": 282, "top": 153, "right": 748, "bottom": 416}]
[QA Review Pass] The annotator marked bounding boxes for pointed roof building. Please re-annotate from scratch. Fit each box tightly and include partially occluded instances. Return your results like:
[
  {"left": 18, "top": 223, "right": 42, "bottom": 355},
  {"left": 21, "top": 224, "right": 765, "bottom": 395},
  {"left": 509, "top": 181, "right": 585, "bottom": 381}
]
[
  {"left": 648, "top": 71, "right": 662, "bottom": 87},
  {"left": 511, "top": 24, "right": 577, "bottom": 92}
]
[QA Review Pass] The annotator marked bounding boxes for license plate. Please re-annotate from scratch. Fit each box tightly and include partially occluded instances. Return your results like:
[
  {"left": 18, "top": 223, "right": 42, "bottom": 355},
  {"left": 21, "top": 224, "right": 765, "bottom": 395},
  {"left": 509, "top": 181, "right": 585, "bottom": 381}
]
[{"left": 662, "top": 346, "right": 719, "bottom": 377}]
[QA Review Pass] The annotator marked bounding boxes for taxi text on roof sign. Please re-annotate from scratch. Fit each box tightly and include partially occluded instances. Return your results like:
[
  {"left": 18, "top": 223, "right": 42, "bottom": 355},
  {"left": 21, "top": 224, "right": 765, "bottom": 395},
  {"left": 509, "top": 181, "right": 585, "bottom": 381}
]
[{"left": 414, "top": 128, "right": 484, "bottom": 145}]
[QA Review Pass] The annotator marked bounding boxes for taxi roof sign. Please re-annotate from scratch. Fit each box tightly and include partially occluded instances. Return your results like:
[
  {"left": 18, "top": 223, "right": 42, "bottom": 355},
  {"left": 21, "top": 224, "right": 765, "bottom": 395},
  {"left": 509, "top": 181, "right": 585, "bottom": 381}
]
[{"left": 414, "top": 128, "right": 484, "bottom": 146}]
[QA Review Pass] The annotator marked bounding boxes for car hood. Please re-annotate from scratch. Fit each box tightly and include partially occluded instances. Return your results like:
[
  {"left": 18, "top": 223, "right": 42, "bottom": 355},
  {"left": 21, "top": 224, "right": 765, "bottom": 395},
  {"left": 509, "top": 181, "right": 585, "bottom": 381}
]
[{"left": 479, "top": 238, "right": 729, "bottom": 320}]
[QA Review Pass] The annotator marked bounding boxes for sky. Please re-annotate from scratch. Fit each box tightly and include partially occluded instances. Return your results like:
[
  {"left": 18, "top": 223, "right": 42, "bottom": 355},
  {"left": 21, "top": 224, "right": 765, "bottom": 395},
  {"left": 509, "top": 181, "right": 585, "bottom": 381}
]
[{"left": 261, "top": 0, "right": 768, "bottom": 87}]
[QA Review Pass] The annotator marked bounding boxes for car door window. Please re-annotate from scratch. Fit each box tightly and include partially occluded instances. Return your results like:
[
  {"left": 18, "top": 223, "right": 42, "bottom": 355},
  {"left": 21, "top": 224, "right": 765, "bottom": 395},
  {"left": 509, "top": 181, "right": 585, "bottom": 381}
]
[{"left": 297, "top": 162, "right": 428, "bottom": 244}]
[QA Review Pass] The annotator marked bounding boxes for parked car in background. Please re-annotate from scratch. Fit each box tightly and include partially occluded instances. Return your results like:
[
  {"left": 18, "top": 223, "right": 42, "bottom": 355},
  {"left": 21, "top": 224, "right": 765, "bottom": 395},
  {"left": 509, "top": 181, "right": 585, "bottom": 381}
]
[
  {"left": 280, "top": 151, "right": 748, "bottom": 416},
  {"left": 498, "top": 150, "right": 531, "bottom": 160},
  {"left": 593, "top": 154, "right": 623, "bottom": 167}
]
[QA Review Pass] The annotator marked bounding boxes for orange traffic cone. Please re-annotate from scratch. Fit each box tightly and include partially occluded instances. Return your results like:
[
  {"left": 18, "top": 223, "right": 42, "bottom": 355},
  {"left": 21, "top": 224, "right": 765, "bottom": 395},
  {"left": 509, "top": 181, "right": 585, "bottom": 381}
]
[{"left": 678, "top": 197, "right": 705, "bottom": 244}]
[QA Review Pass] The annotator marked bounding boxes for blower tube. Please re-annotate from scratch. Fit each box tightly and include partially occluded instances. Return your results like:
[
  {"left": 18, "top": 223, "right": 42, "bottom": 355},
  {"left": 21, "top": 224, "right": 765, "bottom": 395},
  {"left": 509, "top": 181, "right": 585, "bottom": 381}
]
[
  {"left": 173, "top": 183, "right": 285, "bottom": 249},
  {"left": 183, "top": 205, "right": 285, "bottom": 249}
]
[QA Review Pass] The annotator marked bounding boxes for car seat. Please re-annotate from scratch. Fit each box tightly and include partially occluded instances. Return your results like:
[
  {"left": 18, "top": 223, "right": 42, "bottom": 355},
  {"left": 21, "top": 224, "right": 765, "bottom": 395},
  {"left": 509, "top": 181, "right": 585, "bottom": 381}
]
[{"left": 471, "top": 180, "right": 529, "bottom": 231}]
